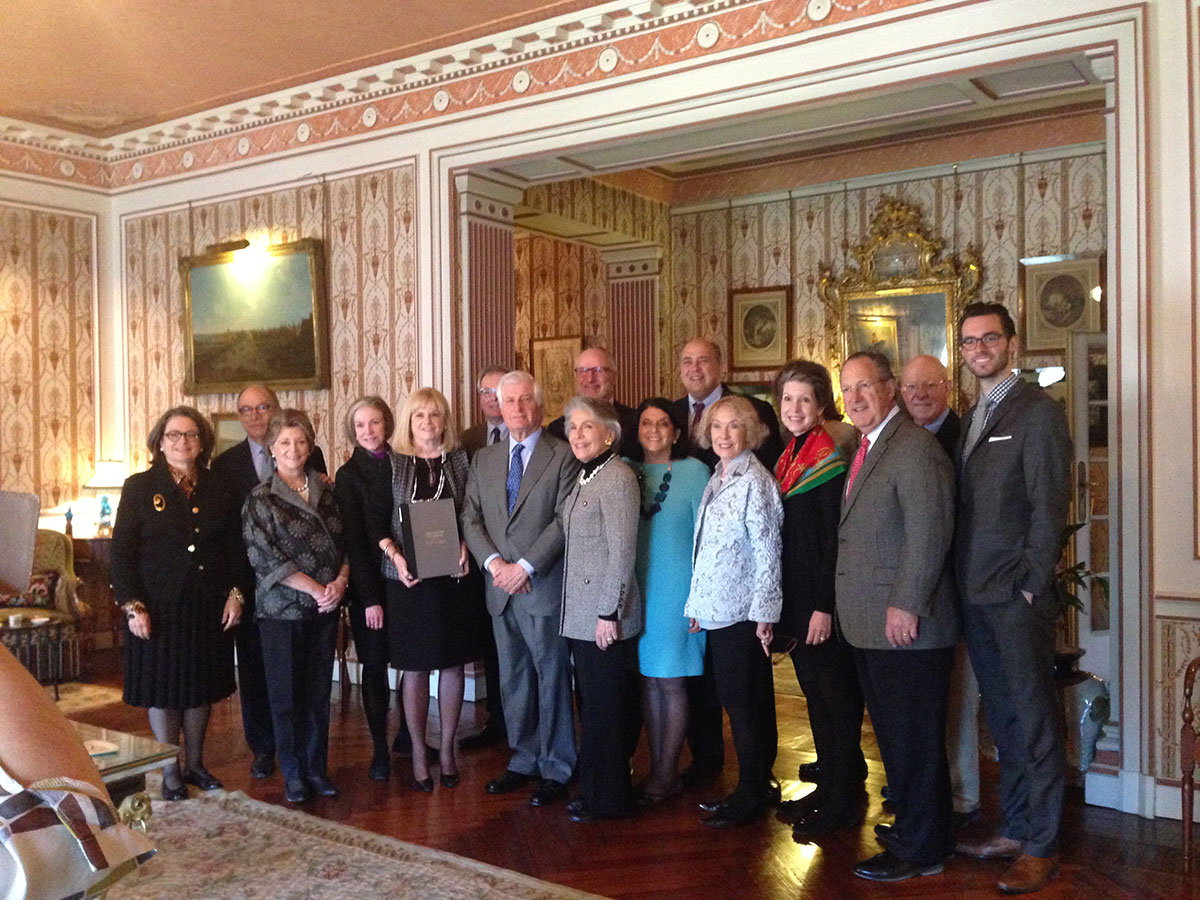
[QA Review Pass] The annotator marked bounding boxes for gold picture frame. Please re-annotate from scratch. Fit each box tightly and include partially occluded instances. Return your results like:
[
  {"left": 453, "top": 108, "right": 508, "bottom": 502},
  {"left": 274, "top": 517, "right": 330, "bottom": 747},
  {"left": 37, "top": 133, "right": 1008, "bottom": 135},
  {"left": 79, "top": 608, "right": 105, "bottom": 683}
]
[
  {"left": 728, "top": 286, "right": 792, "bottom": 373},
  {"left": 1019, "top": 253, "right": 1105, "bottom": 352},
  {"left": 531, "top": 336, "right": 581, "bottom": 423},
  {"left": 211, "top": 412, "right": 246, "bottom": 460},
  {"left": 180, "top": 238, "right": 330, "bottom": 395}
]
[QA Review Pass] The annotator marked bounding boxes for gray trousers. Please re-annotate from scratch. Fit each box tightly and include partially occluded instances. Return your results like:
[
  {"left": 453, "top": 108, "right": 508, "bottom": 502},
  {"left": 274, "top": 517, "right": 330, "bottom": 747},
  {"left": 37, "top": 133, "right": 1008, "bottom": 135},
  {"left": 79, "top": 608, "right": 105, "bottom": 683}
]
[{"left": 946, "top": 640, "right": 981, "bottom": 814}]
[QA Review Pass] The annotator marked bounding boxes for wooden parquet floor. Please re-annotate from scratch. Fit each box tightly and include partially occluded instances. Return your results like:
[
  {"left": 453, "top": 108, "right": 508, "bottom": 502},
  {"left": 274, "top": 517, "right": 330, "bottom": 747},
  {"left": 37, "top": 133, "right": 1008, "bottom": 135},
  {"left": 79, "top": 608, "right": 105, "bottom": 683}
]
[{"left": 73, "top": 651, "right": 1197, "bottom": 899}]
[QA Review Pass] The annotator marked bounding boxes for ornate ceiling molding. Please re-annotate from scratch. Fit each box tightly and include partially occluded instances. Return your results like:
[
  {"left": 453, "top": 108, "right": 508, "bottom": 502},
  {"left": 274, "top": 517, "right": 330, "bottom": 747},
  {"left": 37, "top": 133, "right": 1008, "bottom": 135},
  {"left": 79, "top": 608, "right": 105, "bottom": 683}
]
[{"left": 0, "top": 0, "right": 927, "bottom": 190}]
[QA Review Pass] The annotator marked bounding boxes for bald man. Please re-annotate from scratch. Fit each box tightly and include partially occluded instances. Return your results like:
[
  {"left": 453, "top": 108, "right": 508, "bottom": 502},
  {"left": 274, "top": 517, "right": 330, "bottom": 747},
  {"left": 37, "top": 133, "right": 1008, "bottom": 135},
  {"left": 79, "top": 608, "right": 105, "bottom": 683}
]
[
  {"left": 900, "top": 356, "right": 960, "bottom": 455},
  {"left": 547, "top": 346, "right": 639, "bottom": 456}
]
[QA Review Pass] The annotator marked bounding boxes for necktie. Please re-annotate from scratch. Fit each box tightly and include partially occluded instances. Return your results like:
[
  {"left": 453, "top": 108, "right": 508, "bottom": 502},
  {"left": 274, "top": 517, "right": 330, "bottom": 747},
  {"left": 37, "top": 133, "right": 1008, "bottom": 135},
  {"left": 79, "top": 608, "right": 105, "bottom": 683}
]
[
  {"left": 691, "top": 401, "right": 705, "bottom": 439},
  {"left": 256, "top": 447, "right": 273, "bottom": 482},
  {"left": 845, "top": 436, "right": 870, "bottom": 498},
  {"left": 490, "top": 426, "right": 500, "bottom": 445},
  {"left": 962, "top": 398, "right": 992, "bottom": 461},
  {"left": 506, "top": 443, "right": 524, "bottom": 515}
]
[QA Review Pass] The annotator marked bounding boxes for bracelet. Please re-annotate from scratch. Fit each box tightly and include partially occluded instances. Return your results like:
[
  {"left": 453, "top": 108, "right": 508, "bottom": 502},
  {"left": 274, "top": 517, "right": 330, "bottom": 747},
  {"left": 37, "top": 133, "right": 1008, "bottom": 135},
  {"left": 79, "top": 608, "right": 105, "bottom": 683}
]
[
  {"left": 122, "top": 600, "right": 147, "bottom": 620},
  {"left": 227, "top": 587, "right": 245, "bottom": 606}
]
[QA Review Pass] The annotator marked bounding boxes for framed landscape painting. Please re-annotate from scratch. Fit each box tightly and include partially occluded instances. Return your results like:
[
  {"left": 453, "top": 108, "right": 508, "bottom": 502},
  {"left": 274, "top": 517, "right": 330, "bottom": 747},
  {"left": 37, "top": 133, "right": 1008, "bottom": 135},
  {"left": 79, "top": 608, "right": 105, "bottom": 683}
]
[{"left": 181, "top": 238, "right": 329, "bottom": 394}]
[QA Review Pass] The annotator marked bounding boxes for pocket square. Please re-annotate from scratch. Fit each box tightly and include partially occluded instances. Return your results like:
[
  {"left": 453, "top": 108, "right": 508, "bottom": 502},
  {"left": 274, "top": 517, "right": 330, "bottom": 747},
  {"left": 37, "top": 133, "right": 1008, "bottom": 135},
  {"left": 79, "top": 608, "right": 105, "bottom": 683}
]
[{"left": 987, "top": 435, "right": 1012, "bottom": 442}]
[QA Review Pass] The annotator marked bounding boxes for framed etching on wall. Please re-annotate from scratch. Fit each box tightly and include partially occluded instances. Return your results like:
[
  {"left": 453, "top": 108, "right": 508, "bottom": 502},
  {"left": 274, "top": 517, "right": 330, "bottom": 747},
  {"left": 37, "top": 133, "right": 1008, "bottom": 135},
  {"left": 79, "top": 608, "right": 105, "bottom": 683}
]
[
  {"left": 211, "top": 413, "right": 246, "bottom": 460},
  {"left": 531, "top": 336, "right": 581, "bottom": 423},
  {"left": 1019, "top": 253, "right": 1105, "bottom": 352},
  {"left": 180, "top": 238, "right": 329, "bottom": 394},
  {"left": 728, "top": 286, "right": 792, "bottom": 373}
]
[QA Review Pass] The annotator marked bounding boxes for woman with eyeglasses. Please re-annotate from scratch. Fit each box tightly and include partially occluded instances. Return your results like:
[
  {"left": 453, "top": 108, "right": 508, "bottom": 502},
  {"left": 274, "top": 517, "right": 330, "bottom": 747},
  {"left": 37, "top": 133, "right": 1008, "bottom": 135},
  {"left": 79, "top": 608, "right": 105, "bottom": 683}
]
[
  {"left": 685, "top": 394, "right": 783, "bottom": 828},
  {"left": 772, "top": 360, "right": 868, "bottom": 836},
  {"left": 112, "top": 406, "right": 241, "bottom": 801}
]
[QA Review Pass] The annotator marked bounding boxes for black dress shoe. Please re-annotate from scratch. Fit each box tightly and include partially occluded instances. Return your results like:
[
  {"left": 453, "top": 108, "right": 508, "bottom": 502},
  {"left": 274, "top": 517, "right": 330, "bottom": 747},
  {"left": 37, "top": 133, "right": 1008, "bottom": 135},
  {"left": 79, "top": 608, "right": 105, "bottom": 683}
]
[
  {"left": 284, "top": 780, "right": 311, "bottom": 803},
  {"left": 776, "top": 793, "right": 823, "bottom": 824},
  {"left": 369, "top": 753, "right": 390, "bottom": 781},
  {"left": 797, "top": 760, "right": 822, "bottom": 783},
  {"left": 459, "top": 725, "right": 507, "bottom": 751},
  {"left": 440, "top": 771, "right": 459, "bottom": 789},
  {"left": 790, "top": 805, "right": 861, "bottom": 837},
  {"left": 161, "top": 782, "right": 188, "bottom": 802},
  {"left": 853, "top": 850, "right": 944, "bottom": 882},
  {"left": 530, "top": 779, "right": 568, "bottom": 807},
  {"left": 566, "top": 796, "right": 586, "bottom": 816},
  {"left": 568, "top": 803, "right": 628, "bottom": 824},
  {"left": 680, "top": 764, "right": 721, "bottom": 790},
  {"left": 250, "top": 753, "right": 275, "bottom": 779},
  {"left": 486, "top": 769, "right": 536, "bottom": 794},
  {"left": 698, "top": 794, "right": 733, "bottom": 814},
  {"left": 181, "top": 767, "right": 223, "bottom": 791},
  {"left": 701, "top": 807, "right": 763, "bottom": 829},
  {"left": 764, "top": 777, "right": 781, "bottom": 807},
  {"left": 410, "top": 775, "right": 434, "bottom": 793},
  {"left": 308, "top": 775, "right": 339, "bottom": 797},
  {"left": 874, "top": 822, "right": 895, "bottom": 847}
]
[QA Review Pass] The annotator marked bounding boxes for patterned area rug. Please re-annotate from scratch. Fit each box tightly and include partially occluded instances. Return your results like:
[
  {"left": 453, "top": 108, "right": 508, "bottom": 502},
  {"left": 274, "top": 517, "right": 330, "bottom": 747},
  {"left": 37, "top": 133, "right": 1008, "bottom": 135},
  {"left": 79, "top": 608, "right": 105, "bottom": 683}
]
[
  {"left": 54, "top": 681, "right": 125, "bottom": 714},
  {"left": 108, "top": 791, "right": 606, "bottom": 900}
]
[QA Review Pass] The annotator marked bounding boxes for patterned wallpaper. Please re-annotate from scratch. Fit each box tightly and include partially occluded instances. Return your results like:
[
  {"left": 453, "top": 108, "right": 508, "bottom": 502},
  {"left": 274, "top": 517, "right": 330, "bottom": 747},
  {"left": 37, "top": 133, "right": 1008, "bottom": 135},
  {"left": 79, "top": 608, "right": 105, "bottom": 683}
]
[
  {"left": 669, "top": 152, "right": 1106, "bottom": 392},
  {"left": 0, "top": 204, "right": 94, "bottom": 508},
  {"left": 513, "top": 231, "right": 608, "bottom": 371},
  {"left": 1156, "top": 616, "right": 1200, "bottom": 779},
  {"left": 123, "top": 162, "right": 418, "bottom": 473}
]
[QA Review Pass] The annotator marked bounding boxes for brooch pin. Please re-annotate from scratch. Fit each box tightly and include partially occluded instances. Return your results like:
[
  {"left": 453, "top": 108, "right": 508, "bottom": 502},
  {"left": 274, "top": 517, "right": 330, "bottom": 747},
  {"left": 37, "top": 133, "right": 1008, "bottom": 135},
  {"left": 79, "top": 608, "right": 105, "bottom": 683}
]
[{"left": 153, "top": 494, "right": 166, "bottom": 511}]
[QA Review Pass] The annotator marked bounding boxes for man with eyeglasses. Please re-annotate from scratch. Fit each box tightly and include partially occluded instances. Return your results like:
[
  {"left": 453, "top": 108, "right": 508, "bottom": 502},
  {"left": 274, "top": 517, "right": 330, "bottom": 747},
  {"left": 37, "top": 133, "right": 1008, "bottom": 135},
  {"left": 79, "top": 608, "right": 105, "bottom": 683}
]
[
  {"left": 952, "top": 302, "right": 1070, "bottom": 895},
  {"left": 836, "top": 351, "right": 958, "bottom": 883},
  {"left": 460, "top": 365, "right": 509, "bottom": 460},
  {"left": 546, "top": 347, "right": 639, "bottom": 456},
  {"left": 900, "top": 355, "right": 960, "bottom": 455},
  {"left": 210, "top": 383, "right": 327, "bottom": 779}
]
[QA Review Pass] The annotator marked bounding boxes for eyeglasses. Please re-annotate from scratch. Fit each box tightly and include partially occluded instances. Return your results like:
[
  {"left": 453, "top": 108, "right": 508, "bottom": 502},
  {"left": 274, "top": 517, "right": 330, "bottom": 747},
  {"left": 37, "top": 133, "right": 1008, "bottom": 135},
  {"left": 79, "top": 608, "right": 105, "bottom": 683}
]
[
  {"left": 477, "top": 388, "right": 496, "bottom": 396},
  {"left": 840, "top": 379, "right": 884, "bottom": 396},
  {"left": 901, "top": 380, "right": 947, "bottom": 394},
  {"left": 959, "top": 333, "right": 1005, "bottom": 349},
  {"left": 237, "top": 403, "right": 273, "bottom": 415},
  {"left": 164, "top": 430, "right": 201, "bottom": 443},
  {"left": 575, "top": 366, "right": 612, "bottom": 376}
]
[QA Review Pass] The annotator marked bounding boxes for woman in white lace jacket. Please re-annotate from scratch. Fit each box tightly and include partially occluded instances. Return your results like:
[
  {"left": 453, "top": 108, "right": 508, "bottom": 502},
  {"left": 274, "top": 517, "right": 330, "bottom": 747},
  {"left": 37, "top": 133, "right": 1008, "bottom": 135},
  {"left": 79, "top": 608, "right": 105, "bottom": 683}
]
[{"left": 685, "top": 394, "right": 783, "bottom": 828}]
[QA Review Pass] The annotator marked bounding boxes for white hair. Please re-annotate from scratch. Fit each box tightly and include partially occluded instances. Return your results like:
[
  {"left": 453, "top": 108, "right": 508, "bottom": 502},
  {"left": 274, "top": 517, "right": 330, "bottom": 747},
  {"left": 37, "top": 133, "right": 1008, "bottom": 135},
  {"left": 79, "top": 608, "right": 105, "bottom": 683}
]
[{"left": 496, "top": 370, "right": 544, "bottom": 406}]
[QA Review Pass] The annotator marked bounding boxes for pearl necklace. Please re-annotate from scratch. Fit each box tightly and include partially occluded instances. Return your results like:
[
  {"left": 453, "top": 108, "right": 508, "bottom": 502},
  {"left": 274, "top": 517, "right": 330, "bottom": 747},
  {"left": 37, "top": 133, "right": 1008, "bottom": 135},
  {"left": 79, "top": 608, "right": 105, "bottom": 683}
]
[
  {"left": 578, "top": 453, "right": 615, "bottom": 487},
  {"left": 636, "top": 460, "right": 673, "bottom": 519}
]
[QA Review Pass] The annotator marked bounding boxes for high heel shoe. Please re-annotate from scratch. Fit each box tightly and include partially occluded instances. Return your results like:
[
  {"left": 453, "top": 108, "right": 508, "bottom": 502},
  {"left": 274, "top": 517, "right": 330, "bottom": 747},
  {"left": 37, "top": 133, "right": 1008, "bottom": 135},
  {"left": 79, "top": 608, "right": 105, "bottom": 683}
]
[
  {"left": 410, "top": 775, "right": 434, "bottom": 793},
  {"left": 180, "top": 767, "right": 223, "bottom": 791},
  {"left": 440, "top": 771, "right": 459, "bottom": 789}
]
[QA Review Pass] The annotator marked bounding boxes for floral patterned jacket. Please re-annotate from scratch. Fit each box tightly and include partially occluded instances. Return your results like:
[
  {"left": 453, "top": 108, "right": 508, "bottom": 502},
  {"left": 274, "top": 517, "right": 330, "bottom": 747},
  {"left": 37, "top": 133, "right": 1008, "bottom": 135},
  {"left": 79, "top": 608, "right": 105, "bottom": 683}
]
[
  {"left": 242, "top": 474, "right": 346, "bottom": 620},
  {"left": 684, "top": 450, "right": 783, "bottom": 625}
]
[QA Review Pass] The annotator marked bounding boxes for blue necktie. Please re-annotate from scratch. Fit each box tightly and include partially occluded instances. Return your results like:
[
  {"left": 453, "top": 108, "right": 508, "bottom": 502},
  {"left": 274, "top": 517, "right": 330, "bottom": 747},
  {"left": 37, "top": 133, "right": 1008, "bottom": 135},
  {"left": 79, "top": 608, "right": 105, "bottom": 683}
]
[{"left": 507, "top": 443, "right": 524, "bottom": 515}]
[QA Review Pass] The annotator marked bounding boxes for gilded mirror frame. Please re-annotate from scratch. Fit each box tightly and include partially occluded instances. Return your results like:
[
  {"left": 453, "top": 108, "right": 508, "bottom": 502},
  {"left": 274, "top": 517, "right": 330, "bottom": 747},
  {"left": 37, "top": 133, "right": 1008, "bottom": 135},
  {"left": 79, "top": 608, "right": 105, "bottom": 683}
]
[{"left": 819, "top": 196, "right": 981, "bottom": 410}]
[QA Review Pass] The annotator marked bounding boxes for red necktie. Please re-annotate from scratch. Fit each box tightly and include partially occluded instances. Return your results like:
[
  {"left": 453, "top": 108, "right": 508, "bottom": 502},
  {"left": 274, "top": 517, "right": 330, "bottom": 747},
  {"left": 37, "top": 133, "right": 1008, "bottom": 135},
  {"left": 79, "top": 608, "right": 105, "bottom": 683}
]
[
  {"left": 845, "top": 436, "right": 870, "bottom": 498},
  {"left": 691, "top": 401, "right": 705, "bottom": 438}
]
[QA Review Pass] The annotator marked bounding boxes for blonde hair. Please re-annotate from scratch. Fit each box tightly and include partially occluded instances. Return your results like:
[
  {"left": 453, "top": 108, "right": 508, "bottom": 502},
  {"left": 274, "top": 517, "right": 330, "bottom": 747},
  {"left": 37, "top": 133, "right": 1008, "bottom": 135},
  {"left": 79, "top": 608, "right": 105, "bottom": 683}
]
[
  {"left": 393, "top": 387, "right": 460, "bottom": 456},
  {"left": 697, "top": 394, "right": 767, "bottom": 451}
]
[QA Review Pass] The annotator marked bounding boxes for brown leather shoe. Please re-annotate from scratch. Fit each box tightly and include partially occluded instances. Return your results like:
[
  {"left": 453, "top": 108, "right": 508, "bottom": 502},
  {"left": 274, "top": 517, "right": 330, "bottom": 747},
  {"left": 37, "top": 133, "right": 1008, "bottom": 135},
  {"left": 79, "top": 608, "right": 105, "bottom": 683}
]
[
  {"left": 955, "top": 833, "right": 1022, "bottom": 860},
  {"left": 998, "top": 854, "right": 1059, "bottom": 894}
]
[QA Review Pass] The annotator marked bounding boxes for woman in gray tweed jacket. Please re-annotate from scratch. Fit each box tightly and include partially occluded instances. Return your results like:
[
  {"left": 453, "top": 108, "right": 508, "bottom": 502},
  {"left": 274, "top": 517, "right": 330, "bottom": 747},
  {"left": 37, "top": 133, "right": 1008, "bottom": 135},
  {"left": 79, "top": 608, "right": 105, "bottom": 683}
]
[{"left": 559, "top": 395, "right": 642, "bottom": 822}]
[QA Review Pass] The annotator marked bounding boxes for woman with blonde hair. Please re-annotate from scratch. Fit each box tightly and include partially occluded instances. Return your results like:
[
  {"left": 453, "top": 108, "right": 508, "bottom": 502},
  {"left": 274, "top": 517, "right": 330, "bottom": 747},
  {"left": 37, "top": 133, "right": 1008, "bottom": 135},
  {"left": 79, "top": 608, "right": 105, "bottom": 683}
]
[{"left": 371, "top": 388, "right": 482, "bottom": 792}]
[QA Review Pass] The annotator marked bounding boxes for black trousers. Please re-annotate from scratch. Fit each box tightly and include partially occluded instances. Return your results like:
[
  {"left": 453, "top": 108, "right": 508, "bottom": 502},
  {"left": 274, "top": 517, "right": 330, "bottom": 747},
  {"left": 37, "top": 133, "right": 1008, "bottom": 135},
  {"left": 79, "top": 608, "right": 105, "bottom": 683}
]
[
  {"left": 854, "top": 644, "right": 954, "bottom": 866},
  {"left": 963, "top": 596, "right": 1064, "bottom": 857},
  {"left": 259, "top": 614, "right": 339, "bottom": 784},
  {"left": 234, "top": 605, "right": 275, "bottom": 757},
  {"left": 707, "top": 621, "right": 777, "bottom": 814},
  {"left": 684, "top": 638, "right": 725, "bottom": 774},
  {"left": 790, "top": 629, "right": 866, "bottom": 806},
  {"left": 569, "top": 636, "right": 636, "bottom": 816}
]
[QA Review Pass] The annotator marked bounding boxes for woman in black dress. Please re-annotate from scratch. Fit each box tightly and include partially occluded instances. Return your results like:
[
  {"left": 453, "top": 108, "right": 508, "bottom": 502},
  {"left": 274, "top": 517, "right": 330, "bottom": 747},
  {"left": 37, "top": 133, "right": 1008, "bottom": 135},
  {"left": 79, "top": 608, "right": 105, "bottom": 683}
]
[
  {"left": 334, "top": 395, "right": 400, "bottom": 781},
  {"left": 772, "top": 360, "right": 867, "bottom": 835},
  {"left": 372, "top": 387, "right": 480, "bottom": 792},
  {"left": 243, "top": 409, "right": 349, "bottom": 804},
  {"left": 112, "top": 405, "right": 240, "bottom": 801}
]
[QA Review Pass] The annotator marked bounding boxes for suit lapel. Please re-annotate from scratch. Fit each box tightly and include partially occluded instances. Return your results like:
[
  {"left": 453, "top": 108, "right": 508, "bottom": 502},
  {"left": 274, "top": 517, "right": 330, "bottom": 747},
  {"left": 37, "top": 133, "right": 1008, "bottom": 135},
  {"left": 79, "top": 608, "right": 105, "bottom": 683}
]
[
  {"left": 963, "top": 379, "right": 1026, "bottom": 465},
  {"left": 840, "top": 415, "right": 899, "bottom": 524}
]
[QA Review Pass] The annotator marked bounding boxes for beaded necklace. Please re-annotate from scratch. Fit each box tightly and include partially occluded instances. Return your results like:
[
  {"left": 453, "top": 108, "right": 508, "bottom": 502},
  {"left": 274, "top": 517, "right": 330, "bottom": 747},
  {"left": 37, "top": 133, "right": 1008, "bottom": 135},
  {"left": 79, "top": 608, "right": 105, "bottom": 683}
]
[{"left": 636, "top": 460, "right": 673, "bottom": 519}]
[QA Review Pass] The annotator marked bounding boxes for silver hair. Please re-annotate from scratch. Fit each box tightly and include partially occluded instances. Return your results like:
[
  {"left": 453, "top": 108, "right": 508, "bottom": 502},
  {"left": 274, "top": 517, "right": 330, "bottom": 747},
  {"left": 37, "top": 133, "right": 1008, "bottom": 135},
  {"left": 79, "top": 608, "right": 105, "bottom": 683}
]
[
  {"left": 562, "top": 395, "right": 621, "bottom": 444},
  {"left": 496, "top": 370, "right": 544, "bottom": 406}
]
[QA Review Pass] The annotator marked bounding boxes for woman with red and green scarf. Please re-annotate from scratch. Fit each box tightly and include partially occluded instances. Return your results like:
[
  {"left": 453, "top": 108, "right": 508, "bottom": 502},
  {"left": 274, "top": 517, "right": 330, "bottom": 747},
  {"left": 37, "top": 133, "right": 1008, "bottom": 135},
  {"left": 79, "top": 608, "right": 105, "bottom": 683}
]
[{"left": 772, "top": 360, "right": 868, "bottom": 838}]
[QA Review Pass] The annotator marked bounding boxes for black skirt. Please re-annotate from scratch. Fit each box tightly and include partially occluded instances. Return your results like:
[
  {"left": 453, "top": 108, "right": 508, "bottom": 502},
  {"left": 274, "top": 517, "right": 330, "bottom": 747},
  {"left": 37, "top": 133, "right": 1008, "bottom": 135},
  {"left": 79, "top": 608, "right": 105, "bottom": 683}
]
[
  {"left": 386, "top": 567, "right": 485, "bottom": 672},
  {"left": 123, "top": 577, "right": 235, "bottom": 709}
]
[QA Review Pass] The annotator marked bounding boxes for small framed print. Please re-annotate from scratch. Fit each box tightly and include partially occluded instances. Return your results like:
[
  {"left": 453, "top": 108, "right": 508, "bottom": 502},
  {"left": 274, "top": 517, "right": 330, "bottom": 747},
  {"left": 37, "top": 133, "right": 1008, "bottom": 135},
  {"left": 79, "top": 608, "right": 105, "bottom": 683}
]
[
  {"left": 211, "top": 412, "right": 246, "bottom": 460},
  {"left": 728, "top": 286, "right": 792, "bottom": 372},
  {"left": 1019, "top": 253, "right": 1105, "bottom": 352},
  {"left": 531, "top": 336, "right": 581, "bottom": 423}
]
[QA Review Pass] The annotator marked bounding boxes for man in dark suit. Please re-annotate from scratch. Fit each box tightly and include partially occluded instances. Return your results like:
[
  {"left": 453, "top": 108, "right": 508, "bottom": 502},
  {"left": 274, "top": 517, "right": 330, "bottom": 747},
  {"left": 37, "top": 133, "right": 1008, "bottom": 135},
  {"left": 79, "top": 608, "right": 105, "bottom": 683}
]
[
  {"left": 953, "top": 303, "right": 1070, "bottom": 895},
  {"left": 670, "top": 337, "right": 784, "bottom": 788},
  {"left": 210, "top": 384, "right": 327, "bottom": 779},
  {"left": 460, "top": 365, "right": 508, "bottom": 460},
  {"left": 461, "top": 371, "right": 580, "bottom": 807},
  {"left": 457, "top": 364, "right": 509, "bottom": 751},
  {"left": 836, "top": 351, "right": 958, "bottom": 883},
  {"left": 546, "top": 346, "right": 639, "bottom": 456},
  {"left": 901, "top": 354, "right": 978, "bottom": 828}
]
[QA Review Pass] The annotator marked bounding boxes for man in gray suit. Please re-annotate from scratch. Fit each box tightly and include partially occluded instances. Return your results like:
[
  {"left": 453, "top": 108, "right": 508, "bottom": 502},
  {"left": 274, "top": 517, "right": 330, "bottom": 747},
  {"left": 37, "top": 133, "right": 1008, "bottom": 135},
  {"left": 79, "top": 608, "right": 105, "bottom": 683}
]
[
  {"left": 836, "top": 351, "right": 959, "bottom": 883},
  {"left": 461, "top": 370, "right": 581, "bottom": 807},
  {"left": 953, "top": 302, "right": 1070, "bottom": 895}
]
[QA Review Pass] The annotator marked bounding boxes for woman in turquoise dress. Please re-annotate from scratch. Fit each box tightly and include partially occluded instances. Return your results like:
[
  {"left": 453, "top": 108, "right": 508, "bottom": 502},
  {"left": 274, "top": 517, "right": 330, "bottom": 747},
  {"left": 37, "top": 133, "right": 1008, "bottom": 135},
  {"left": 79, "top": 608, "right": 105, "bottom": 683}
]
[{"left": 626, "top": 397, "right": 710, "bottom": 804}]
